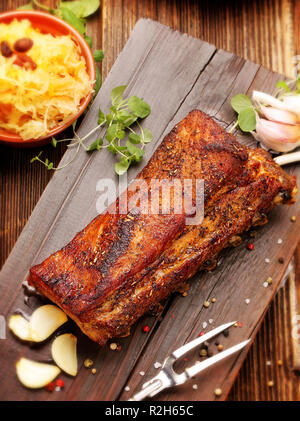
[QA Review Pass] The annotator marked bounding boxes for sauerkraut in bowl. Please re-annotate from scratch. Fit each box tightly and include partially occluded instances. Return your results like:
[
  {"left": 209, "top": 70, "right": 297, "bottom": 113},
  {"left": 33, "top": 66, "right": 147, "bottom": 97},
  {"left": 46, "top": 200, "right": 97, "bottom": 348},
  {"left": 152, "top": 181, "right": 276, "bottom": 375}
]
[{"left": 0, "top": 18, "right": 94, "bottom": 141}]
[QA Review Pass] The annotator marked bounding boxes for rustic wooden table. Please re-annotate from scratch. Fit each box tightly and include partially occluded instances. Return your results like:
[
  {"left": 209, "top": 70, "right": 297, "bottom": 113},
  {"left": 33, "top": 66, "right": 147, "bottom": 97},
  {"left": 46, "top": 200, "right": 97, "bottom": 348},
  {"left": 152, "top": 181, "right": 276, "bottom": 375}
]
[{"left": 1, "top": 0, "right": 300, "bottom": 401}]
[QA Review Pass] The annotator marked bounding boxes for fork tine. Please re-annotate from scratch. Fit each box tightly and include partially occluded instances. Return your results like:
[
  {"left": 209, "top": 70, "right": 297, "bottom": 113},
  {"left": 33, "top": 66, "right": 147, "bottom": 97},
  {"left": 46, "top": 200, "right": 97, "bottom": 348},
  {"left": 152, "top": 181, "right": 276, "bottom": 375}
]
[
  {"left": 170, "top": 321, "right": 237, "bottom": 360},
  {"left": 185, "top": 339, "right": 250, "bottom": 379}
]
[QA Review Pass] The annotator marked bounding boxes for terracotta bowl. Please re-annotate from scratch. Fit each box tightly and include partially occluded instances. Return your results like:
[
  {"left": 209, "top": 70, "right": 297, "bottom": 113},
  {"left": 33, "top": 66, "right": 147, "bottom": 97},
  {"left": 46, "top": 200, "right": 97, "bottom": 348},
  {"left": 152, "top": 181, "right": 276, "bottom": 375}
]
[{"left": 0, "top": 10, "right": 96, "bottom": 148}]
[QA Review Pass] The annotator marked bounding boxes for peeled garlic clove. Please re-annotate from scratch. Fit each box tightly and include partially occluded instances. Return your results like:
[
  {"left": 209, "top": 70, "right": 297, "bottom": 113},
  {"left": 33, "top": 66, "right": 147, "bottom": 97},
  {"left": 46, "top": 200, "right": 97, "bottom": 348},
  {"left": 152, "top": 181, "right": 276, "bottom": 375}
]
[
  {"left": 51, "top": 333, "right": 78, "bottom": 376},
  {"left": 16, "top": 357, "right": 60, "bottom": 389},
  {"left": 8, "top": 314, "right": 32, "bottom": 341},
  {"left": 259, "top": 105, "right": 300, "bottom": 125},
  {"left": 29, "top": 304, "right": 68, "bottom": 342}
]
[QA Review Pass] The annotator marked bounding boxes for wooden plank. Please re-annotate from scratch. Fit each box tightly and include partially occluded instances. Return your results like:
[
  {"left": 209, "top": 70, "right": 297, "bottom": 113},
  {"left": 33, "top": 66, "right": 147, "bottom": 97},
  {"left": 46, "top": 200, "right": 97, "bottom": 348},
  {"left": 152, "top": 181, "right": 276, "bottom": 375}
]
[
  {"left": 1, "top": 0, "right": 299, "bottom": 401},
  {"left": 0, "top": 20, "right": 218, "bottom": 401}
]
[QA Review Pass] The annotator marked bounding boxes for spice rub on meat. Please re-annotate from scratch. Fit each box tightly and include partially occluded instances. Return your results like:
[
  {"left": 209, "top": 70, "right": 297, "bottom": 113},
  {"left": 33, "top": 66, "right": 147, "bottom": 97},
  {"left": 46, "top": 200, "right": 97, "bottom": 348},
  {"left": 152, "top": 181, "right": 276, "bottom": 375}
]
[{"left": 28, "top": 110, "right": 297, "bottom": 345}]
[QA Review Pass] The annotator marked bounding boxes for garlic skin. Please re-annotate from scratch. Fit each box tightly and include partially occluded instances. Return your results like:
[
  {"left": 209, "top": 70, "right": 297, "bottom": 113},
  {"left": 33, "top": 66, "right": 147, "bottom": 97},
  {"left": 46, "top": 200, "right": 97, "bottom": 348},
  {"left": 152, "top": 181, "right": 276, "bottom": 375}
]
[
  {"left": 255, "top": 117, "right": 300, "bottom": 152},
  {"left": 251, "top": 90, "right": 300, "bottom": 152}
]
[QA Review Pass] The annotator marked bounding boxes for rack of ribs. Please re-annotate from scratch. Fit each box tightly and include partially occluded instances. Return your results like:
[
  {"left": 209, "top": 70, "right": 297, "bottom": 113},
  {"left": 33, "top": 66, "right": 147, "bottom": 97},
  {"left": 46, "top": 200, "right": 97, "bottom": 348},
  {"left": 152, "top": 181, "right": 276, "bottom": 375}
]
[{"left": 28, "top": 110, "right": 297, "bottom": 345}]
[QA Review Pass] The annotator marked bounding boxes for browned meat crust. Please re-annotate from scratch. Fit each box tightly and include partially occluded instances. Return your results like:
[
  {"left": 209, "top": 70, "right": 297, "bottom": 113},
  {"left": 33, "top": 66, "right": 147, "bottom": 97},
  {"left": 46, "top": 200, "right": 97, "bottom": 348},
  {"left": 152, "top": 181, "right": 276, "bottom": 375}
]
[{"left": 28, "top": 110, "right": 297, "bottom": 345}]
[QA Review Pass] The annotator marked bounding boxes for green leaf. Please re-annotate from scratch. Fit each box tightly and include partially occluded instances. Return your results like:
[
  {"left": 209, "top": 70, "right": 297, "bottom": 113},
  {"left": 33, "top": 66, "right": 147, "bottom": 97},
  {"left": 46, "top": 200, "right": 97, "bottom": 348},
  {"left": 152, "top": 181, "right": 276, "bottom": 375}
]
[
  {"left": 98, "top": 108, "right": 105, "bottom": 125},
  {"left": 141, "top": 128, "right": 152, "bottom": 143},
  {"left": 94, "top": 66, "right": 101, "bottom": 95},
  {"left": 18, "top": 2, "right": 34, "bottom": 10},
  {"left": 111, "top": 85, "right": 127, "bottom": 107},
  {"left": 47, "top": 162, "right": 54, "bottom": 170},
  {"left": 276, "top": 80, "right": 291, "bottom": 93},
  {"left": 51, "top": 137, "right": 57, "bottom": 148},
  {"left": 84, "top": 35, "right": 92, "bottom": 48},
  {"left": 128, "top": 133, "right": 141, "bottom": 144},
  {"left": 60, "top": 0, "right": 100, "bottom": 18},
  {"left": 88, "top": 137, "right": 103, "bottom": 151},
  {"left": 59, "top": 1, "right": 85, "bottom": 17},
  {"left": 106, "top": 123, "right": 118, "bottom": 142},
  {"left": 231, "top": 94, "right": 253, "bottom": 114},
  {"left": 115, "top": 158, "right": 130, "bottom": 175},
  {"left": 60, "top": 7, "right": 86, "bottom": 35},
  {"left": 105, "top": 113, "right": 114, "bottom": 126},
  {"left": 297, "top": 75, "right": 300, "bottom": 93},
  {"left": 238, "top": 108, "right": 257, "bottom": 132},
  {"left": 116, "top": 110, "right": 137, "bottom": 127},
  {"left": 117, "top": 129, "right": 125, "bottom": 140},
  {"left": 126, "top": 141, "right": 144, "bottom": 161},
  {"left": 93, "top": 50, "right": 104, "bottom": 62},
  {"left": 128, "top": 96, "right": 151, "bottom": 118}
]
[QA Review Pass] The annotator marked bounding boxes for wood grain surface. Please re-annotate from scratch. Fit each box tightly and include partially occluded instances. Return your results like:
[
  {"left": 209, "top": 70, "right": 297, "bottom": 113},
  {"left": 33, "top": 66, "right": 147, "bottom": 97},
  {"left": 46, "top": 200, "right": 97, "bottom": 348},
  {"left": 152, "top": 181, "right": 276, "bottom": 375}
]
[{"left": 1, "top": 0, "right": 300, "bottom": 401}]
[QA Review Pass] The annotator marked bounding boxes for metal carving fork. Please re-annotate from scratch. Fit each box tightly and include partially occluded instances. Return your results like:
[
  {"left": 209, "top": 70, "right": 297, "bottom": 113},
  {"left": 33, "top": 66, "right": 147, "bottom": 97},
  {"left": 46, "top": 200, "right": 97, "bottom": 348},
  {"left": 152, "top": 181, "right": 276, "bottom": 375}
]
[{"left": 128, "top": 321, "right": 250, "bottom": 401}]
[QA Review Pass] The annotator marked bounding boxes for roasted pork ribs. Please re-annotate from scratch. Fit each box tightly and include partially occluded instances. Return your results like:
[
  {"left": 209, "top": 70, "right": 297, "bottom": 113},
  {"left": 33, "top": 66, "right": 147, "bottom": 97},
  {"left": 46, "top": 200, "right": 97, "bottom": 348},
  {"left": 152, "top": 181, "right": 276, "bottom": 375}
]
[{"left": 28, "top": 111, "right": 297, "bottom": 345}]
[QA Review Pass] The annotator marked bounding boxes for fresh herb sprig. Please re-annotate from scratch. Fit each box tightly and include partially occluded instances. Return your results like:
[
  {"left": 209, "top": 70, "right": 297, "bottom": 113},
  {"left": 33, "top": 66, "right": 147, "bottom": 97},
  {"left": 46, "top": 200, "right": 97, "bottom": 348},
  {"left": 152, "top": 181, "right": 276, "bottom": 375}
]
[
  {"left": 19, "top": 1, "right": 103, "bottom": 95},
  {"left": 31, "top": 85, "right": 153, "bottom": 175}
]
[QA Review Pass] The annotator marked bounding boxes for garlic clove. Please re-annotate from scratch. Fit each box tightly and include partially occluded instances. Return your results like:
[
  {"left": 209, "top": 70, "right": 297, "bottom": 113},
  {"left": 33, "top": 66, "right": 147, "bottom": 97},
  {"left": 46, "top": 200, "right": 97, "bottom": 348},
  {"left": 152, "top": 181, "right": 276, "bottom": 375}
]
[
  {"left": 259, "top": 105, "right": 300, "bottom": 125},
  {"left": 255, "top": 117, "right": 300, "bottom": 152},
  {"left": 281, "top": 94, "right": 300, "bottom": 117},
  {"left": 16, "top": 357, "right": 60, "bottom": 389},
  {"left": 29, "top": 305, "right": 68, "bottom": 342},
  {"left": 252, "top": 90, "right": 288, "bottom": 110},
  {"left": 8, "top": 314, "right": 32, "bottom": 341},
  {"left": 51, "top": 333, "right": 78, "bottom": 376}
]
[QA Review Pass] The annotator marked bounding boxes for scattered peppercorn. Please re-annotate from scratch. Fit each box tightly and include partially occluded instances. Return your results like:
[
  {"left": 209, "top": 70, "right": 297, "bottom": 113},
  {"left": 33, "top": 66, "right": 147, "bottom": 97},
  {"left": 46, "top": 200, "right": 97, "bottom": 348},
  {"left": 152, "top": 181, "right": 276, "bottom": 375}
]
[
  {"left": 199, "top": 348, "right": 208, "bottom": 357},
  {"left": 247, "top": 243, "right": 254, "bottom": 251},
  {"left": 237, "top": 321, "right": 243, "bottom": 328},
  {"left": 250, "top": 230, "right": 257, "bottom": 238},
  {"left": 215, "top": 341, "right": 219, "bottom": 346},
  {"left": 45, "top": 382, "right": 55, "bottom": 392},
  {"left": 217, "top": 344, "right": 223, "bottom": 352},
  {"left": 183, "top": 357, "right": 188, "bottom": 362},
  {"left": 91, "top": 368, "right": 97, "bottom": 375},
  {"left": 203, "top": 301, "right": 210, "bottom": 308},
  {"left": 182, "top": 292, "right": 188, "bottom": 297},
  {"left": 267, "top": 380, "right": 274, "bottom": 387},
  {"left": 211, "top": 298, "right": 216, "bottom": 303},
  {"left": 116, "top": 344, "right": 122, "bottom": 352},
  {"left": 277, "top": 360, "right": 283, "bottom": 366},
  {"left": 278, "top": 257, "right": 284, "bottom": 264},
  {"left": 234, "top": 322, "right": 238, "bottom": 327},
  {"left": 198, "top": 331, "right": 205, "bottom": 337},
  {"left": 143, "top": 325, "right": 150, "bottom": 333},
  {"left": 223, "top": 329, "right": 229, "bottom": 337},
  {"left": 214, "top": 388, "right": 222, "bottom": 397},
  {"left": 84, "top": 358, "right": 94, "bottom": 368},
  {"left": 291, "top": 216, "right": 296, "bottom": 222},
  {"left": 266, "top": 277, "right": 273, "bottom": 285},
  {"left": 55, "top": 379, "right": 64, "bottom": 388},
  {"left": 110, "top": 342, "right": 117, "bottom": 350}
]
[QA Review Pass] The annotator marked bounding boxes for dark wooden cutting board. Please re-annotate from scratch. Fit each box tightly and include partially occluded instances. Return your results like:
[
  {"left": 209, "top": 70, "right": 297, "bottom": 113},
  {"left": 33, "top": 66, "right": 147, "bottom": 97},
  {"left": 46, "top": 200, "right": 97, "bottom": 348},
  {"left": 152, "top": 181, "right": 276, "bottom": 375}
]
[{"left": 1, "top": 19, "right": 300, "bottom": 401}]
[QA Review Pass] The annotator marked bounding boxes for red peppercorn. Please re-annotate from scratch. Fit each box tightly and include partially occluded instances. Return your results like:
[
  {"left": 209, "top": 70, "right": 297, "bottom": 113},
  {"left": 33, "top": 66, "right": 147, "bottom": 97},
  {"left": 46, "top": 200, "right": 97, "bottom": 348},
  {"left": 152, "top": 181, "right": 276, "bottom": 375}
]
[
  {"left": 183, "top": 357, "right": 188, "bottom": 362},
  {"left": 55, "top": 379, "right": 64, "bottom": 388},
  {"left": 143, "top": 325, "right": 150, "bottom": 333},
  {"left": 198, "top": 331, "right": 205, "bottom": 337},
  {"left": 237, "top": 321, "right": 243, "bottom": 328},
  {"left": 247, "top": 243, "right": 254, "bottom": 251},
  {"left": 44, "top": 382, "right": 55, "bottom": 392}
]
